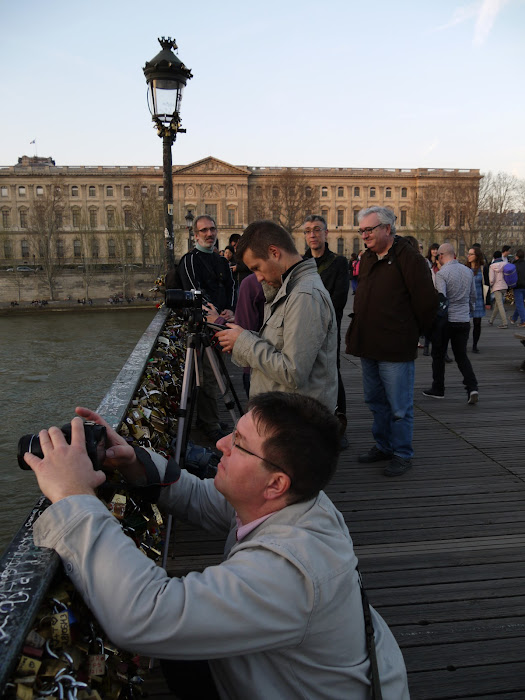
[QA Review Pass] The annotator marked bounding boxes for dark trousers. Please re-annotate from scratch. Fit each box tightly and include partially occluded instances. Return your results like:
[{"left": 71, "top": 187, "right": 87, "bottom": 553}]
[
  {"left": 431, "top": 319, "right": 478, "bottom": 394},
  {"left": 160, "top": 659, "right": 220, "bottom": 700},
  {"left": 335, "top": 319, "right": 347, "bottom": 416}
]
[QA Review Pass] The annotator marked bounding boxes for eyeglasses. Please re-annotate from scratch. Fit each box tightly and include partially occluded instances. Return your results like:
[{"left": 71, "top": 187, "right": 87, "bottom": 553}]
[
  {"left": 467, "top": 252, "right": 475, "bottom": 256},
  {"left": 196, "top": 226, "right": 217, "bottom": 234},
  {"left": 357, "top": 223, "right": 384, "bottom": 236},
  {"left": 304, "top": 226, "right": 325, "bottom": 234},
  {"left": 231, "top": 429, "right": 292, "bottom": 482}
]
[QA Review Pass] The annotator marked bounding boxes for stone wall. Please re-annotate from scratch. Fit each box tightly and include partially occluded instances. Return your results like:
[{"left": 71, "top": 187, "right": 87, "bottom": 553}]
[{"left": 0, "top": 269, "right": 159, "bottom": 304}]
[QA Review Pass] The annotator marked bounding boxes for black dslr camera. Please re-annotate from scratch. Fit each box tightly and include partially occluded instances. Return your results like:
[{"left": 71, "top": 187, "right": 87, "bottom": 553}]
[
  {"left": 18, "top": 421, "right": 107, "bottom": 471},
  {"left": 165, "top": 289, "right": 203, "bottom": 310}
]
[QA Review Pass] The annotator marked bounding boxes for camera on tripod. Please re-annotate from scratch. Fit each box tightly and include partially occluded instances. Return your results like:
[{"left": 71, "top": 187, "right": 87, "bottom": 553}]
[{"left": 165, "top": 289, "right": 203, "bottom": 310}]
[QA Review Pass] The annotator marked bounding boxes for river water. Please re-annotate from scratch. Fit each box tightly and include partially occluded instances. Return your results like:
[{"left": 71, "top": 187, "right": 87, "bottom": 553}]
[{"left": 0, "top": 309, "right": 157, "bottom": 554}]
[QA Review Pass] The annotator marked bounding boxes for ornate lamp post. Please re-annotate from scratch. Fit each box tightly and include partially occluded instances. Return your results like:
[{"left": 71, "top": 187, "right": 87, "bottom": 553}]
[
  {"left": 184, "top": 209, "right": 194, "bottom": 252},
  {"left": 143, "top": 37, "right": 192, "bottom": 269}
]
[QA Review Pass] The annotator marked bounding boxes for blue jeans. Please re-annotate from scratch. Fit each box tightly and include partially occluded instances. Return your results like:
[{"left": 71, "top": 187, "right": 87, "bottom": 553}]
[
  {"left": 361, "top": 358, "right": 415, "bottom": 460},
  {"left": 511, "top": 288, "right": 525, "bottom": 323}
]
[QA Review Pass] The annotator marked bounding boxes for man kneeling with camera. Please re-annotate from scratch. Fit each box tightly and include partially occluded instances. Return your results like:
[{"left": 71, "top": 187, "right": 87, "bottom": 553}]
[{"left": 26, "top": 392, "right": 408, "bottom": 700}]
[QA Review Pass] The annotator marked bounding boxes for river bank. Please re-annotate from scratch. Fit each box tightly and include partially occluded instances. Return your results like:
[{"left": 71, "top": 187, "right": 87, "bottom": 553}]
[{"left": 0, "top": 298, "right": 161, "bottom": 316}]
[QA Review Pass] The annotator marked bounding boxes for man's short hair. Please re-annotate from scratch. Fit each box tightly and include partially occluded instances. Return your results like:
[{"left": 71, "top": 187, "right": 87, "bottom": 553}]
[
  {"left": 229, "top": 233, "right": 241, "bottom": 246},
  {"left": 248, "top": 392, "right": 341, "bottom": 503},
  {"left": 236, "top": 220, "right": 298, "bottom": 260},
  {"left": 493, "top": 250, "right": 502, "bottom": 259},
  {"left": 303, "top": 215, "right": 327, "bottom": 230},
  {"left": 357, "top": 206, "right": 397, "bottom": 235},
  {"left": 194, "top": 214, "right": 217, "bottom": 232},
  {"left": 502, "top": 245, "right": 511, "bottom": 253},
  {"left": 439, "top": 242, "right": 455, "bottom": 256}
]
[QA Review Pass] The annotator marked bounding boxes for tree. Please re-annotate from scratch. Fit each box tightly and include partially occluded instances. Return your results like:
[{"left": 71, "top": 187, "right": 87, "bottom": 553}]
[
  {"left": 127, "top": 183, "right": 163, "bottom": 268},
  {"left": 28, "top": 181, "right": 66, "bottom": 300},
  {"left": 249, "top": 168, "right": 319, "bottom": 235},
  {"left": 477, "top": 171, "right": 519, "bottom": 252},
  {"left": 413, "top": 184, "right": 447, "bottom": 250}
]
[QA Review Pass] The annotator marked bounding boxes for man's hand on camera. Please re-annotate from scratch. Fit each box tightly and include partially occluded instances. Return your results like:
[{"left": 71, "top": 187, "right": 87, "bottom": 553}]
[
  {"left": 216, "top": 323, "right": 244, "bottom": 353},
  {"left": 75, "top": 407, "right": 145, "bottom": 482},
  {"left": 219, "top": 309, "right": 234, "bottom": 322},
  {"left": 24, "top": 418, "right": 107, "bottom": 503},
  {"left": 203, "top": 301, "right": 220, "bottom": 323}
]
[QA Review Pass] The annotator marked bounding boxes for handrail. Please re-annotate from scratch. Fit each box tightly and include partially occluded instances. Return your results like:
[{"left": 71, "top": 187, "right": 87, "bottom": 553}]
[{"left": 0, "top": 306, "right": 170, "bottom": 690}]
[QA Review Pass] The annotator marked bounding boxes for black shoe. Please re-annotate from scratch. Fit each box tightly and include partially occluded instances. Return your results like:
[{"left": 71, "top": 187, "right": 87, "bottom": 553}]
[
  {"left": 445, "top": 354, "right": 453, "bottom": 363},
  {"left": 358, "top": 446, "right": 393, "bottom": 463},
  {"left": 384, "top": 456, "right": 412, "bottom": 477},
  {"left": 467, "top": 390, "right": 479, "bottom": 405},
  {"left": 472, "top": 347, "right": 480, "bottom": 354},
  {"left": 422, "top": 388, "right": 445, "bottom": 399}
]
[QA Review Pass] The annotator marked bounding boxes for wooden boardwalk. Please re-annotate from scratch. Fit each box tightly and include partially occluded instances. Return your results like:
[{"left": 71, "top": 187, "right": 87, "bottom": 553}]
[{"left": 156, "top": 300, "right": 525, "bottom": 699}]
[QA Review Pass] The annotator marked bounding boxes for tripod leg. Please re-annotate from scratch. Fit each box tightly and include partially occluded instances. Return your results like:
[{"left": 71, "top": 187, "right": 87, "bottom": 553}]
[{"left": 204, "top": 345, "right": 241, "bottom": 426}]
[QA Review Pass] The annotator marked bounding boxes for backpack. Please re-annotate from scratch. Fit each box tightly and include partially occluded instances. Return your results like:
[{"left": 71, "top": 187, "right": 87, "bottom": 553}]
[{"left": 503, "top": 262, "right": 518, "bottom": 288}]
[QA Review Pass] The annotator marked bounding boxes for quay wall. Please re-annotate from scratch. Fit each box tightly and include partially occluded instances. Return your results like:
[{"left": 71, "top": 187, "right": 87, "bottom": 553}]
[{"left": 0, "top": 269, "right": 160, "bottom": 305}]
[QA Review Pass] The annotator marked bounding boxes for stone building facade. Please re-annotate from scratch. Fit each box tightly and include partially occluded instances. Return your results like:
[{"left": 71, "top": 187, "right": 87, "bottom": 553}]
[{"left": 0, "top": 155, "right": 481, "bottom": 267}]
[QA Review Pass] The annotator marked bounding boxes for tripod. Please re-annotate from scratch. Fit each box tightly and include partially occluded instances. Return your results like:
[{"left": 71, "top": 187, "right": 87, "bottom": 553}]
[{"left": 162, "top": 313, "right": 243, "bottom": 569}]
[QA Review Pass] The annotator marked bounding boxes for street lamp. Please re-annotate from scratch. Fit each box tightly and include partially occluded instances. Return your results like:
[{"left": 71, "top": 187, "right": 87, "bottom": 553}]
[
  {"left": 143, "top": 37, "right": 192, "bottom": 269},
  {"left": 184, "top": 209, "right": 194, "bottom": 252}
]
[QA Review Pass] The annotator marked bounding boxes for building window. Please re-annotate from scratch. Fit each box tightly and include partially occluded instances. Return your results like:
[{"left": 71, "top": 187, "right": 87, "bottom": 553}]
[
  {"left": 89, "top": 209, "right": 97, "bottom": 229},
  {"left": 227, "top": 209, "right": 235, "bottom": 227},
  {"left": 321, "top": 186, "right": 328, "bottom": 198},
  {"left": 141, "top": 186, "right": 148, "bottom": 196},
  {"left": 321, "top": 209, "right": 329, "bottom": 223},
  {"left": 108, "top": 239, "right": 116, "bottom": 258},
  {"left": 337, "top": 209, "right": 344, "bottom": 227},
  {"left": 459, "top": 210, "right": 465, "bottom": 227},
  {"left": 72, "top": 209, "right": 81, "bottom": 228},
  {"left": 337, "top": 187, "right": 344, "bottom": 197},
  {"left": 71, "top": 186, "right": 79, "bottom": 197},
  {"left": 369, "top": 187, "right": 376, "bottom": 198},
  {"left": 55, "top": 211, "right": 63, "bottom": 229},
  {"left": 124, "top": 210, "right": 132, "bottom": 228},
  {"left": 272, "top": 187, "right": 279, "bottom": 199},
  {"left": 305, "top": 186, "right": 312, "bottom": 197},
  {"left": 353, "top": 209, "right": 359, "bottom": 226},
  {"left": 385, "top": 187, "right": 392, "bottom": 198},
  {"left": 73, "top": 239, "right": 82, "bottom": 257},
  {"left": 205, "top": 204, "right": 217, "bottom": 220},
  {"left": 353, "top": 237, "right": 360, "bottom": 255},
  {"left": 19, "top": 210, "right": 28, "bottom": 228},
  {"left": 353, "top": 187, "right": 360, "bottom": 197},
  {"left": 400, "top": 210, "right": 407, "bottom": 227},
  {"left": 123, "top": 186, "right": 131, "bottom": 197},
  {"left": 21, "top": 239, "right": 29, "bottom": 258},
  {"left": 401, "top": 187, "right": 407, "bottom": 198},
  {"left": 1, "top": 186, "right": 8, "bottom": 197},
  {"left": 36, "top": 186, "right": 44, "bottom": 196},
  {"left": 89, "top": 186, "right": 96, "bottom": 197},
  {"left": 256, "top": 186, "right": 262, "bottom": 197},
  {"left": 444, "top": 210, "right": 451, "bottom": 227},
  {"left": 106, "top": 186, "right": 113, "bottom": 197},
  {"left": 18, "top": 186, "right": 26, "bottom": 197},
  {"left": 91, "top": 239, "right": 99, "bottom": 258},
  {"left": 126, "top": 238, "right": 133, "bottom": 258},
  {"left": 56, "top": 239, "right": 64, "bottom": 258},
  {"left": 337, "top": 237, "right": 344, "bottom": 255},
  {"left": 158, "top": 186, "right": 164, "bottom": 196},
  {"left": 144, "top": 240, "right": 150, "bottom": 259},
  {"left": 107, "top": 209, "right": 115, "bottom": 228},
  {"left": 4, "top": 239, "right": 12, "bottom": 258},
  {"left": 2, "top": 210, "right": 10, "bottom": 229}
]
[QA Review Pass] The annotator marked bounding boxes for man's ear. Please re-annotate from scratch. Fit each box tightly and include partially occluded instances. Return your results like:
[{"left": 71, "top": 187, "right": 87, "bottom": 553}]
[
  {"left": 264, "top": 471, "right": 291, "bottom": 501},
  {"left": 267, "top": 245, "right": 281, "bottom": 260}
]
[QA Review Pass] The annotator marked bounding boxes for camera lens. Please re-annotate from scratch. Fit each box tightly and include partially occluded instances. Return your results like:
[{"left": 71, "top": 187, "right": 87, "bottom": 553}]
[{"left": 17, "top": 434, "right": 42, "bottom": 470}]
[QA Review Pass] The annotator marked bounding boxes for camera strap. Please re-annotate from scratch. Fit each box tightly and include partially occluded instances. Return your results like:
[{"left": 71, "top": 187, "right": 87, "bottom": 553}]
[{"left": 358, "top": 567, "right": 383, "bottom": 700}]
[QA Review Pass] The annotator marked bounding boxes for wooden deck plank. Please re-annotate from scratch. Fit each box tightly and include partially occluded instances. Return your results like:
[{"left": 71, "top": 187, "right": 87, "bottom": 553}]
[{"left": 159, "top": 297, "right": 525, "bottom": 699}]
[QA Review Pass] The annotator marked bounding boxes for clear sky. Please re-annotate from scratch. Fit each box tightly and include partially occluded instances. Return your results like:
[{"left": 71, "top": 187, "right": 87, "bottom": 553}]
[{"left": 1, "top": 0, "right": 524, "bottom": 177}]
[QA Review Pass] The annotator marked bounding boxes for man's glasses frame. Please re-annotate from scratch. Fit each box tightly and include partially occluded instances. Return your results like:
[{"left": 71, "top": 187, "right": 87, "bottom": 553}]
[
  {"left": 196, "top": 226, "right": 217, "bottom": 234},
  {"left": 357, "top": 223, "right": 385, "bottom": 236},
  {"left": 231, "top": 429, "right": 293, "bottom": 483}
]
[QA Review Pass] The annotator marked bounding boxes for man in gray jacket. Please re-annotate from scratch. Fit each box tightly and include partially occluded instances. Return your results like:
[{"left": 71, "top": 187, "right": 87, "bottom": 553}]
[
  {"left": 216, "top": 220, "right": 338, "bottom": 412},
  {"left": 27, "top": 392, "right": 409, "bottom": 700}
]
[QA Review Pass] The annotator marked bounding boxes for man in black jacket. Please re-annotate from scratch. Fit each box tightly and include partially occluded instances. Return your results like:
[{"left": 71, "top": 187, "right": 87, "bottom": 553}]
[
  {"left": 174, "top": 215, "right": 235, "bottom": 440},
  {"left": 303, "top": 215, "right": 350, "bottom": 446}
]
